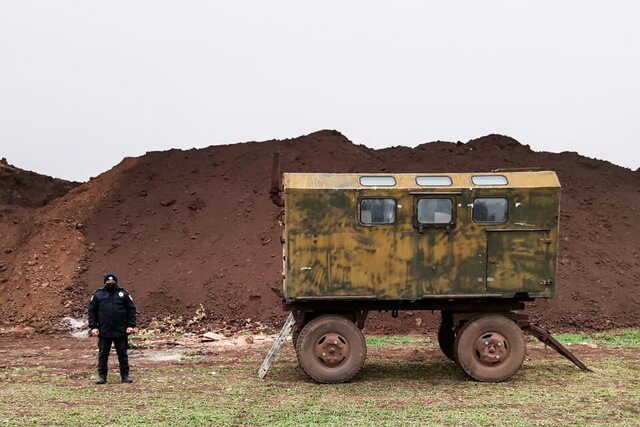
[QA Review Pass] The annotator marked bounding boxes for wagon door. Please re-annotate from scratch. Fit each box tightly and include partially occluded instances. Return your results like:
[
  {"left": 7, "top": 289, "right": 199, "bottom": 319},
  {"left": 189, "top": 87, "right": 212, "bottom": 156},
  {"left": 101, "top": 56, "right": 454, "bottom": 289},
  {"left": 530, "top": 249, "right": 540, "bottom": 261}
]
[
  {"left": 412, "top": 195, "right": 461, "bottom": 295},
  {"left": 486, "top": 230, "right": 554, "bottom": 293}
]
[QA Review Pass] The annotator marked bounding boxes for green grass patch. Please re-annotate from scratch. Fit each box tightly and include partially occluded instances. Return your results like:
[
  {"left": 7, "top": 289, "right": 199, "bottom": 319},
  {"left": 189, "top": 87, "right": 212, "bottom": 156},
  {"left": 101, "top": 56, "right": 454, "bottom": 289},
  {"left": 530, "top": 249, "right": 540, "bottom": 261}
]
[
  {"left": 1, "top": 352, "right": 639, "bottom": 426},
  {"left": 366, "top": 335, "right": 432, "bottom": 347},
  {"left": 1, "top": 334, "right": 640, "bottom": 425},
  {"left": 554, "top": 332, "right": 591, "bottom": 345},
  {"left": 555, "top": 329, "right": 640, "bottom": 347}
]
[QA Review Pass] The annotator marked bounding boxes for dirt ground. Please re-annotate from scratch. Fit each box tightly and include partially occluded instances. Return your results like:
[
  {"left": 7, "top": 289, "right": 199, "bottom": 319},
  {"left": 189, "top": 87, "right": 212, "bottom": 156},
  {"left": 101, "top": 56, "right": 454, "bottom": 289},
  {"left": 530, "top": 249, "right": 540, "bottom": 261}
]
[
  {"left": 0, "top": 330, "right": 632, "bottom": 377},
  {"left": 0, "top": 334, "right": 640, "bottom": 384},
  {"left": 1, "top": 328, "right": 640, "bottom": 425}
]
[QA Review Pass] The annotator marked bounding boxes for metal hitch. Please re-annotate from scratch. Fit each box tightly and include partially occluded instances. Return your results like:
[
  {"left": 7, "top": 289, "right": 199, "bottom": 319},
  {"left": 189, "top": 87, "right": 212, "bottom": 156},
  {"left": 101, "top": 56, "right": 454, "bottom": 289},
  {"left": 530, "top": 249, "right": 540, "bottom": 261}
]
[{"left": 522, "top": 323, "right": 592, "bottom": 372}]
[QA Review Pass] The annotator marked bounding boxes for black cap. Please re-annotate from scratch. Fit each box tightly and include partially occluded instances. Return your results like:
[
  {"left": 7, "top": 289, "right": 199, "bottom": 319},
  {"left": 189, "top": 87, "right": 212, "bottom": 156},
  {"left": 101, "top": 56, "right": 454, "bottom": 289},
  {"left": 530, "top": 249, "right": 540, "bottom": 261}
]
[{"left": 103, "top": 273, "right": 118, "bottom": 283}]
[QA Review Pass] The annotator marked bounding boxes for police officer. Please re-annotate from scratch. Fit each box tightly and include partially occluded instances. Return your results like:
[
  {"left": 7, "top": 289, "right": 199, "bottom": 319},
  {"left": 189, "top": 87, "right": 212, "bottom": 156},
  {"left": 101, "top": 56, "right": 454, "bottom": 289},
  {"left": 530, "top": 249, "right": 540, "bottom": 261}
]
[{"left": 88, "top": 273, "right": 137, "bottom": 384}]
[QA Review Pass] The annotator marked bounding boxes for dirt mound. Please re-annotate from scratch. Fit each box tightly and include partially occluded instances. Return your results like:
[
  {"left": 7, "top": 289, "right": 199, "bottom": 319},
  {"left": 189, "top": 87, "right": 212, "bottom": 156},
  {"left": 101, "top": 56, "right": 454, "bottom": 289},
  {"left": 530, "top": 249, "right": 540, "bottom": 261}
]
[
  {"left": 0, "top": 159, "right": 81, "bottom": 328},
  {"left": 1, "top": 131, "right": 639, "bottom": 333},
  {"left": 0, "top": 158, "right": 78, "bottom": 207}
]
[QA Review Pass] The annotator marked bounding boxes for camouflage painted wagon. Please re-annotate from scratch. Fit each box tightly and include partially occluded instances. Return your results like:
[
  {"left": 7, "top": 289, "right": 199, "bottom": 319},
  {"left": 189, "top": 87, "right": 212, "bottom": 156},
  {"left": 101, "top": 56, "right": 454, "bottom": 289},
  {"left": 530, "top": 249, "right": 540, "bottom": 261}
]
[{"left": 273, "top": 169, "right": 588, "bottom": 383}]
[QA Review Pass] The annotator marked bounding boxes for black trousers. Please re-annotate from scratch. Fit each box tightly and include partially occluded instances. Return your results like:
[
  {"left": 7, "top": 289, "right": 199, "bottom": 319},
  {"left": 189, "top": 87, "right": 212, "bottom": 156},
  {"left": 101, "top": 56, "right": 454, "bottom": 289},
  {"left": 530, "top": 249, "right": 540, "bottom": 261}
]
[{"left": 98, "top": 336, "right": 129, "bottom": 378}]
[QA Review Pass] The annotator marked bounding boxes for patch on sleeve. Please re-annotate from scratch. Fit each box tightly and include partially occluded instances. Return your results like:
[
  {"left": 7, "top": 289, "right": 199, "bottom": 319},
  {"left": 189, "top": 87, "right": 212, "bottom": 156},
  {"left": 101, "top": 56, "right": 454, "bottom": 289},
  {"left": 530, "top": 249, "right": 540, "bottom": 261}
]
[{"left": 90, "top": 295, "right": 94, "bottom": 302}]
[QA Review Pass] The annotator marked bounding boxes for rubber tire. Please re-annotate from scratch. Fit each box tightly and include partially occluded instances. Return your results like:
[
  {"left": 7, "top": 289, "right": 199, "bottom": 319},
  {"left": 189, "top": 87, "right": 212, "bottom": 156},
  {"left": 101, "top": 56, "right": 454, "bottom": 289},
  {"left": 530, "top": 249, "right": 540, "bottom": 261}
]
[
  {"left": 438, "top": 314, "right": 456, "bottom": 361},
  {"left": 296, "top": 315, "right": 367, "bottom": 384},
  {"left": 292, "top": 324, "right": 303, "bottom": 367},
  {"left": 292, "top": 325, "right": 301, "bottom": 349},
  {"left": 454, "top": 314, "right": 526, "bottom": 382}
]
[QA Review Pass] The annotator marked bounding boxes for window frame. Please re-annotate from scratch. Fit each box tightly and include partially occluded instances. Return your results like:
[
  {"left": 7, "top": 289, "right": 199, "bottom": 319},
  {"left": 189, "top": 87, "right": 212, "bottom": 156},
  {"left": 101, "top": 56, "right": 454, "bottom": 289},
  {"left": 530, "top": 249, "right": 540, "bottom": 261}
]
[
  {"left": 358, "top": 197, "right": 398, "bottom": 226},
  {"left": 359, "top": 176, "right": 397, "bottom": 187},
  {"left": 471, "top": 175, "right": 508, "bottom": 186},
  {"left": 413, "top": 196, "right": 457, "bottom": 230},
  {"left": 472, "top": 197, "right": 509, "bottom": 224},
  {"left": 416, "top": 176, "right": 453, "bottom": 187}
]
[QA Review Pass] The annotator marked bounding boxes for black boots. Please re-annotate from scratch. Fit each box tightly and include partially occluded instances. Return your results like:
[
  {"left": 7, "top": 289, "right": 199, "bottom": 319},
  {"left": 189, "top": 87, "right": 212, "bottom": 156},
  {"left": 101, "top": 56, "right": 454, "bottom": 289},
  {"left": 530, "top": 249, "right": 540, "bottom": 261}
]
[
  {"left": 120, "top": 367, "right": 133, "bottom": 383},
  {"left": 95, "top": 373, "right": 133, "bottom": 384},
  {"left": 95, "top": 375, "right": 133, "bottom": 383}
]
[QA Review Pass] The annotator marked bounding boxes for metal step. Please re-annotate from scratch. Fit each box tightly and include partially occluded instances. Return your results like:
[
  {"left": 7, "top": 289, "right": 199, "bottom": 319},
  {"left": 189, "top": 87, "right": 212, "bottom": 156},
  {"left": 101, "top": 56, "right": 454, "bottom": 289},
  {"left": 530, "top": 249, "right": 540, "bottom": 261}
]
[{"left": 258, "top": 312, "right": 295, "bottom": 379}]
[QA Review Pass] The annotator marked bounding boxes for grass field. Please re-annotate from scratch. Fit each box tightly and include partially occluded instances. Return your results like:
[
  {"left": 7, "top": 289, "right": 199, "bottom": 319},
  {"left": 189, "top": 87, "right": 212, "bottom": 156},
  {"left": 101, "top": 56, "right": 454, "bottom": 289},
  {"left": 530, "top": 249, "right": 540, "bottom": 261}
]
[{"left": 0, "top": 329, "right": 639, "bottom": 426}]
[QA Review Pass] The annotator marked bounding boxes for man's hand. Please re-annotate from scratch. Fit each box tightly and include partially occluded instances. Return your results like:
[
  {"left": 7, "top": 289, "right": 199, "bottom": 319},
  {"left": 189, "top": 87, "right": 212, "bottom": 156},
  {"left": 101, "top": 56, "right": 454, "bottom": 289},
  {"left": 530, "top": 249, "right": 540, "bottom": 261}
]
[
  {"left": 126, "top": 327, "right": 135, "bottom": 334},
  {"left": 90, "top": 329, "right": 99, "bottom": 337}
]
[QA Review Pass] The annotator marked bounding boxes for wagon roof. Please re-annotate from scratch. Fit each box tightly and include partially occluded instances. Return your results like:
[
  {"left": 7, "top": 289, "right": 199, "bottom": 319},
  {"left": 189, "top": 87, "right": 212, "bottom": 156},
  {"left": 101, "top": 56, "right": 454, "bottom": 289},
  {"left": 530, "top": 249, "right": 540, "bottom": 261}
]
[{"left": 284, "top": 171, "right": 560, "bottom": 190}]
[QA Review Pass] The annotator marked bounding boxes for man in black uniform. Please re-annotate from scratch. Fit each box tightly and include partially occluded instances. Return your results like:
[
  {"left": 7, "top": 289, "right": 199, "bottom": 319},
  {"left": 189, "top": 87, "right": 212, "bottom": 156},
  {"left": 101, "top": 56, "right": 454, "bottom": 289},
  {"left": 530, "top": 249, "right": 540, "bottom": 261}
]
[{"left": 88, "top": 273, "right": 137, "bottom": 384}]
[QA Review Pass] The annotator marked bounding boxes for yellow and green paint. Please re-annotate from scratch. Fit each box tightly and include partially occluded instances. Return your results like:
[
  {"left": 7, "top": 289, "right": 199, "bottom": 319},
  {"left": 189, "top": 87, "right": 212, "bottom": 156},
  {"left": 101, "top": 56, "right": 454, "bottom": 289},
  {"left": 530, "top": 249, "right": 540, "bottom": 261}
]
[{"left": 283, "top": 172, "right": 560, "bottom": 302}]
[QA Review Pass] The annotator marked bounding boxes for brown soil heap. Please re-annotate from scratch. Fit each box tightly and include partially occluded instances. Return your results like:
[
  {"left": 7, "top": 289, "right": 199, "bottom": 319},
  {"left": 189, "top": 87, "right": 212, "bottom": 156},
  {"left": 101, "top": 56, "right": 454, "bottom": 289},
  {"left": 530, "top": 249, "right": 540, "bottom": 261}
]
[
  {"left": 0, "top": 158, "right": 78, "bottom": 207},
  {"left": 1, "top": 131, "right": 639, "bottom": 332}
]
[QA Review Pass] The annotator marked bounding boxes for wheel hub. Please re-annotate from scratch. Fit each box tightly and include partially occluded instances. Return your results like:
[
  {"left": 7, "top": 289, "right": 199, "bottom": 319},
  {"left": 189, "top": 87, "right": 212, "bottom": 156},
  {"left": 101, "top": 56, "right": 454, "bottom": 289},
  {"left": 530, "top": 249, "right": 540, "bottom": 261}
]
[
  {"left": 314, "top": 332, "right": 350, "bottom": 367},
  {"left": 474, "top": 332, "right": 510, "bottom": 365}
]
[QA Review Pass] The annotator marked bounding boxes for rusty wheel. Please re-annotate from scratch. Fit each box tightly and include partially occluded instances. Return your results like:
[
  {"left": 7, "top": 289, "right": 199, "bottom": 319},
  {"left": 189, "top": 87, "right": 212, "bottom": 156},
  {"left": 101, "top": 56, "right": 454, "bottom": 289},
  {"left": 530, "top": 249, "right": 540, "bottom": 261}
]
[
  {"left": 292, "top": 323, "right": 304, "bottom": 367},
  {"left": 455, "top": 314, "right": 525, "bottom": 382},
  {"left": 296, "top": 315, "right": 366, "bottom": 383},
  {"left": 438, "top": 312, "right": 456, "bottom": 361},
  {"left": 292, "top": 324, "right": 302, "bottom": 349}
]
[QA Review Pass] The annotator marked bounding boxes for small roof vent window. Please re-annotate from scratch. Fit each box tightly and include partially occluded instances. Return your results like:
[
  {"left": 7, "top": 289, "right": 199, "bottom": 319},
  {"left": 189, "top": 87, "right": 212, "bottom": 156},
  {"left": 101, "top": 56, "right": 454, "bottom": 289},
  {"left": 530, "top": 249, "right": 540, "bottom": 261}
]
[
  {"left": 359, "top": 176, "right": 396, "bottom": 186},
  {"left": 416, "top": 176, "right": 452, "bottom": 186},
  {"left": 472, "top": 175, "right": 508, "bottom": 186}
]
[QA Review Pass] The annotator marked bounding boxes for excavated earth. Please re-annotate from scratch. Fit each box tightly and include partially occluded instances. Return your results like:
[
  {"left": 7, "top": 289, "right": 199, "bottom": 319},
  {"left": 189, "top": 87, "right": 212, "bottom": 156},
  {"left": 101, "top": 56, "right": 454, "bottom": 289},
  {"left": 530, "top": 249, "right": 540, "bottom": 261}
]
[{"left": 1, "top": 131, "right": 639, "bottom": 333}]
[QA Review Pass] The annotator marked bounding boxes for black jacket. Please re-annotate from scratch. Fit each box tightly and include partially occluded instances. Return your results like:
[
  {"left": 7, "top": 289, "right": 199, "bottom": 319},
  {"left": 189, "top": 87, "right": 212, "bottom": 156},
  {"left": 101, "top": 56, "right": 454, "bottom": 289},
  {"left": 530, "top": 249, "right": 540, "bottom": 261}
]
[{"left": 88, "top": 286, "right": 137, "bottom": 337}]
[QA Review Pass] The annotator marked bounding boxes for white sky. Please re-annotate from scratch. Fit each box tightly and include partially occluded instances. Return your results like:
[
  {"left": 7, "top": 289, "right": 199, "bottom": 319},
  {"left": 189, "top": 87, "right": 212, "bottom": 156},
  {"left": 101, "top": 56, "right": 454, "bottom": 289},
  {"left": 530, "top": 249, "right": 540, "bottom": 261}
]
[{"left": 1, "top": 1, "right": 638, "bottom": 182}]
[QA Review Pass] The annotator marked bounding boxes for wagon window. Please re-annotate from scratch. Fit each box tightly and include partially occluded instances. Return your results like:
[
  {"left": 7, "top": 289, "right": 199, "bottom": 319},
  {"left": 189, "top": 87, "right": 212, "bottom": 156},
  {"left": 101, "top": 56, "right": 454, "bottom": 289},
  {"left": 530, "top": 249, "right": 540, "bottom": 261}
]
[
  {"left": 360, "top": 198, "right": 396, "bottom": 224},
  {"left": 473, "top": 198, "right": 508, "bottom": 223},
  {"left": 417, "top": 198, "right": 453, "bottom": 224},
  {"left": 359, "top": 176, "right": 396, "bottom": 186},
  {"left": 472, "top": 175, "right": 508, "bottom": 186},
  {"left": 416, "top": 176, "right": 453, "bottom": 186}
]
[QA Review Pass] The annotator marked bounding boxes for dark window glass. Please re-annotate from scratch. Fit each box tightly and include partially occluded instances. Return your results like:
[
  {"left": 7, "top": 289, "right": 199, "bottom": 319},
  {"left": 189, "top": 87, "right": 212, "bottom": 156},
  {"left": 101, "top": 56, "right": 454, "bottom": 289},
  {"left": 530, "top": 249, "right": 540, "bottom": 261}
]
[
  {"left": 360, "top": 198, "right": 395, "bottom": 224},
  {"left": 473, "top": 198, "right": 508, "bottom": 223},
  {"left": 417, "top": 198, "right": 453, "bottom": 224}
]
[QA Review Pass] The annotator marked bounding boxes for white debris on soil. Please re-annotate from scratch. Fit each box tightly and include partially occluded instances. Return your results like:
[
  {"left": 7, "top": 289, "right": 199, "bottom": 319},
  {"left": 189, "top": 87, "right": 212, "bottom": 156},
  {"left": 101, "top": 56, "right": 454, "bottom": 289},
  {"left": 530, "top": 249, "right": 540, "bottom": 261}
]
[
  {"left": 142, "top": 350, "right": 185, "bottom": 362},
  {"left": 208, "top": 334, "right": 272, "bottom": 348},
  {"left": 135, "top": 332, "right": 274, "bottom": 353},
  {"left": 201, "top": 332, "right": 225, "bottom": 342},
  {"left": 0, "top": 326, "right": 35, "bottom": 335},
  {"left": 72, "top": 330, "right": 89, "bottom": 339},
  {"left": 60, "top": 317, "right": 89, "bottom": 339},
  {"left": 199, "top": 332, "right": 272, "bottom": 347}
]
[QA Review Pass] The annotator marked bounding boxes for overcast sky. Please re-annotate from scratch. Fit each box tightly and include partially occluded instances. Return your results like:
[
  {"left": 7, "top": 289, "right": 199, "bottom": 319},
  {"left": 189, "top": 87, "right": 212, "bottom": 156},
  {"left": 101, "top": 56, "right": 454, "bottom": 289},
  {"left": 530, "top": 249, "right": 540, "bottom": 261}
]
[{"left": 1, "top": 1, "right": 638, "bottom": 182}]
